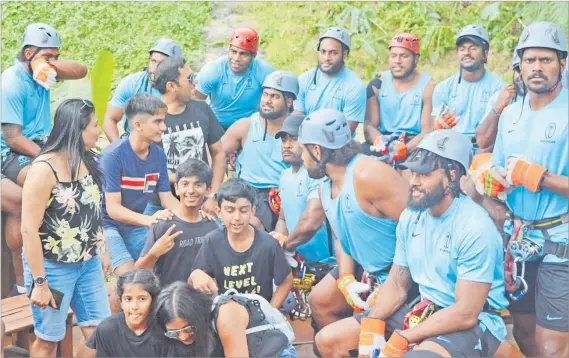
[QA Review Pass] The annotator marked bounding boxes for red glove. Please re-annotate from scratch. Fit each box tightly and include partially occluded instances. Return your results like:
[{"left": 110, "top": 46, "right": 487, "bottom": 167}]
[
  {"left": 31, "top": 58, "right": 57, "bottom": 90},
  {"left": 434, "top": 106, "right": 460, "bottom": 130},
  {"left": 379, "top": 331, "right": 409, "bottom": 357},
  {"left": 506, "top": 156, "right": 547, "bottom": 192}
]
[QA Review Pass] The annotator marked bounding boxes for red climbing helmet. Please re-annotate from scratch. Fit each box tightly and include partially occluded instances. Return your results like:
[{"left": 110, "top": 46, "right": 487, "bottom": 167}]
[
  {"left": 229, "top": 27, "right": 259, "bottom": 53},
  {"left": 389, "top": 33, "right": 421, "bottom": 55}
]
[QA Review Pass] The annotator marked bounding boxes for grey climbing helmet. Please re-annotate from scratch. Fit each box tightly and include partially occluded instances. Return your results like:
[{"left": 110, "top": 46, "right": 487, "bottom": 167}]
[
  {"left": 318, "top": 27, "right": 351, "bottom": 50},
  {"left": 22, "top": 23, "right": 61, "bottom": 49},
  {"left": 149, "top": 38, "right": 182, "bottom": 58},
  {"left": 298, "top": 109, "right": 351, "bottom": 150},
  {"left": 262, "top": 70, "right": 299, "bottom": 99},
  {"left": 455, "top": 24, "right": 489, "bottom": 49},
  {"left": 516, "top": 21, "right": 567, "bottom": 59}
]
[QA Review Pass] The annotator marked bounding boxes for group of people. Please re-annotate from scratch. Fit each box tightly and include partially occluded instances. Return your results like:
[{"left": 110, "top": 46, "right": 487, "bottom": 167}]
[{"left": 1, "top": 16, "right": 567, "bottom": 358}]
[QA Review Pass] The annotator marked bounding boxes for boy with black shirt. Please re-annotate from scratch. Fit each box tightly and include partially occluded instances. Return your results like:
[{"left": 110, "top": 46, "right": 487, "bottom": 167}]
[
  {"left": 145, "top": 56, "right": 226, "bottom": 217},
  {"left": 135, "top": 159, "right": 218, "bottom": 287},
  {"left": 190, "top": 179, "right": 293, "bottom": 308}
]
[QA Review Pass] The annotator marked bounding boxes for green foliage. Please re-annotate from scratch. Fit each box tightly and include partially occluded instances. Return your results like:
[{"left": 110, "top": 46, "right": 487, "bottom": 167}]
[
  {"left": 1, "top": 1, "right": 212, "bottom": 87},
  {"left": 242, "top": 2, "right": 568, "bottom": 82}
]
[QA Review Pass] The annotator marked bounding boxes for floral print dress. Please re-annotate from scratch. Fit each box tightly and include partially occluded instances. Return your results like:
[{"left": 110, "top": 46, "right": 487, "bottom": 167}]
[{"left": 38, "top": 161, "right": 105, "bottom": 263}]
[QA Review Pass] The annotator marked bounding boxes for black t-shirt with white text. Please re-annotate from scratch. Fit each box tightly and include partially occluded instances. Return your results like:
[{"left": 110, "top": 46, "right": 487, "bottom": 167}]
[
  {"left": 140, "top": 215, "right": 219, "bottom": 287},
  {"left": 192, "top": 226, "right": 291, "bottom": 302}
]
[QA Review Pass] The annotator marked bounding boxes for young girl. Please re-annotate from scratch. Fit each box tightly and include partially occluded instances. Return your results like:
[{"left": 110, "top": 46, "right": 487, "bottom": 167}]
[
  {"left": 154, "top": 282, "right": 297, "bottom": 357},
  {"left": 86, "top": 269, "right": 171, "bottom": 357}
]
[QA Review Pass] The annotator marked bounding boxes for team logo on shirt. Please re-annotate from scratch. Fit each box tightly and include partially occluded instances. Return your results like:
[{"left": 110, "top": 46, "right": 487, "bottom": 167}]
[
  {"left": 545, "top": 123, "right": 556, "bottom": 139},
  {"left": 481, "top": 90, "right": 489, "bottom": 103},
  {"left": 343, "top": 193, "right": 353, "bottom": 212},
  {"left": 120, "top": 173, "right": 159, "bottom": 193},
  {"left": 412, "top": 93, "right": 421, "bottom": 106},
  {"left": 440, "top": 232, "right": 451, "bottom": 253},
  {"left": 297, "top": 180, "right": 304, "bottom": 196}
]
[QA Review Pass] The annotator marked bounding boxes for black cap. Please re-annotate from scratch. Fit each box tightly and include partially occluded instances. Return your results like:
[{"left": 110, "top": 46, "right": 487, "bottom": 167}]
[
  {"left": 456, "top": 35, "right": 487, "bottom": 48},
  {"left": 275, "top": 114, "right": 305, "bottom": 139},
  {"left": 399, "top": 152, "right": 439, "bottom": 174}
]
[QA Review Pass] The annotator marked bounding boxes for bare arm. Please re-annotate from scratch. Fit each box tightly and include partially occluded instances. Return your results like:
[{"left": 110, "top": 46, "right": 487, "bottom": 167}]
[
  {"left": 405, "top": 80, "right": 436, "bottom": 151},
  {"left": 208, "top": 140, "right": 227, "bottom": 194},
  {"left": 134, "top": 251, "right": 159, "bottom": 270},
  {"left": 335, "top": 231, "right": 355, "bottom": 276},
  {"left": 158, "top": 191, "right": 180, "bottom": 211},
  {"left": 221, "top": 117, "right": 250, "bottom": 155},
  {"left": 400, "top": 280, "right": 491, "bottom": 344},
  {"left": 271, "top": 273, "right": 294, "bottom": 308},
  {"left": 105, "top": 192, "right": 152, "bottom": 227},
  {"left": 356, "top": 159, "right": 408, "bottom": 222},
  {"left": 51, "top": 60, "right": 88, "bottom": 80},
  {"left": 102, "top": 105, "right": 125, "bottom": 143},
  {"left": 2, "top": 124, "right": 41, "bottom": 158},
  {"left": 21, "top": 162, "right": 55, "bottom": 278},
  {"left": 541, "top": 172, "right": 569, "bottom": 197},
  {"left": 284, "top": 198, "right": 326, "bottom": 250},
  {"left": 348, "top": 121, "right": 359, "bottom": 134},
  {"left": 193, "top": 90, "right": 208, "bottom": 100},
  {"left": 217, "top": 301, "right": 250, "bottom": 357},
  {"left": 476, "top": 86, "right": 515, "bottom": 150},
  {"left": 364, "top": 87, "right": 381, "bottom": 144},
  {"left": 274, "top": 208, "right": 288, "bottom": 236},
  {"left": 368, "top": 264, "right": 413, "bottom": 320}
]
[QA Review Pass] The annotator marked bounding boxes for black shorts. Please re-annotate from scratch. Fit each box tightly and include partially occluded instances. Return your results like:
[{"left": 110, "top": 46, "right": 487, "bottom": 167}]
[
  {"left": 356, "top": 306, "right": 501, "bottom": 357},
  {"left": 508, "top": 260, "right": 568, "bottom": 332},
  {"left": 252, "top": 187, "right": 278, "bottom": 232},
  {"left": 1, "top": 152, "right": 32, "bottom": 183}
]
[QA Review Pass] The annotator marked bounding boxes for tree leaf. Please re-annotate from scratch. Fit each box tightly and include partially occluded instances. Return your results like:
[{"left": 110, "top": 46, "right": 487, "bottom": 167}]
[{"left": 481, "top": 2, "right": 500, "bottom": 21}]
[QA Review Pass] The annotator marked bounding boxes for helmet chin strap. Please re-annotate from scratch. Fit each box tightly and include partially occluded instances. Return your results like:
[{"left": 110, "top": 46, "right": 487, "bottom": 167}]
[{"left": 305, "top": 145, "right": 327, "bottom": 177}]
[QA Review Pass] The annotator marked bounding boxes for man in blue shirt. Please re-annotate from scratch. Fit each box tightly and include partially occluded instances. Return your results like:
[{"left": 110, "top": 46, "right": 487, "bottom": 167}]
[
  {"left": 317, "top": 130, "right": 508, "bottom": 357},
  {"left": 294, "top": 27, "right": 366, "bottom": 134},
  {"left": 489, "top": 22, "right": 568, "bottom": 357},
  {"left": 272, "top": 114, "right": 335, "bottom": 264},
  {"left": 476, "top": 49, "right": 525, "bottom": 152},
  {"left": 363, "top": 33, "right": 436, "bottom": 162},
  {"left": 194, "top": 27, "right": 275, "bottom": 129},
  {"left": 102, "top": 39, "right": 182, "bottom": 142},
  {"left": 1, "top": 23, "right": 87, "bottom": 296},
  {"left": 100, "top": 94, "right": 180, "bottom": 280},
  {"left": 221, "top": 71, "right": 297, "bottom": 232},
  {"left": 431, "top": 25, "right": 504, "bottom": 149},
  {"left": 296, "top": 109, "right": 411, "bottom": 356}
]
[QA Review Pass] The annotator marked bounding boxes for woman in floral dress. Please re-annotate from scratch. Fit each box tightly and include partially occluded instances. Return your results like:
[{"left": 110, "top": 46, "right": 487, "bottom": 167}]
[{"left": 21, "top": 99, "right": 111, "bottom": 358}]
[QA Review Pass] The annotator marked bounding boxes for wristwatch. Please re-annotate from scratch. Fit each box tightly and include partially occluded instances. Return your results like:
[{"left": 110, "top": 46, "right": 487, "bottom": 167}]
[{"left": 34, "top": 276, "right": 47, "bottom": 286}]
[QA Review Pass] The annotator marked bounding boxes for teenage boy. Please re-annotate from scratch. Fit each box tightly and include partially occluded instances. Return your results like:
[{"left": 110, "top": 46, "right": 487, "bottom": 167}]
[
  {"left": 189, "top": 178, "right": 293, "bottom": 308},
  {"left": 135, "top": 159, "right": 219, "bottom": 287}
]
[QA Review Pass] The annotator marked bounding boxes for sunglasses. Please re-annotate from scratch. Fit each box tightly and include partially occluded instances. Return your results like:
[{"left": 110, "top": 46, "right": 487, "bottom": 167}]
[
  {"left": 164, "top": 325, "right": 195, "bottom": 339},
  {"left": 80, "top": 98, "right": 94, "bottom": 111},
  {"left": 188, "top": 72, "right": 197, "bottom": 84}
]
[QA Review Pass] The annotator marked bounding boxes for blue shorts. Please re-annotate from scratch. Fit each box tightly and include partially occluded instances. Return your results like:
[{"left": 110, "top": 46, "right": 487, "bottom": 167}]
[
  {"left": 279, "top": 343, "right": 297, "bottom": 358},
  {"left": 104, "top": 225, "right": 149, "bottom": 270},
  {"left": 23, "top": 255, "right": 111, "bottom": 342}
]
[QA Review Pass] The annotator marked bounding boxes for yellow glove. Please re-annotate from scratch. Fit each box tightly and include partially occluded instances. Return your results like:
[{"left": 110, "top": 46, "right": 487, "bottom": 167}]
[{"left": 337, "top": 274, "right": 370, "bottom": 312}]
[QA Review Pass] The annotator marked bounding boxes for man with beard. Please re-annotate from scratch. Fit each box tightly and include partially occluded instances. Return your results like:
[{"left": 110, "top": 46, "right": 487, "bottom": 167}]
[
  {"left": 488, "top": 22, "right": 568, "bottom": 357},
  {"left": 294, "top": 27, "right": 366, "bottom": 133},
  {"left": 296, "top": 109, "right": 412, "bottom": 356},
  {"left": 363, "top": 33, "right": 436, "bottom": 162},
  {"left": 331, "top": 130, "right": 508, "bottom": 358},
  {"left": 431, "top": 25, "right": 504, "bottom": 151},
  {"left": 194, "top": 27, "right": 274, "bottom": 129},
  {"left": 221, "top": 71, "right": 298, "bottom": 231},
  {"left": 273, "top": 114, "right": 335, "bottom": 263},
  {"left": 475, "top": 49, "right": 526, "bottom": 152},
  {"left": 103, "top": 39, "right": 182, "bottom": 142},
  {"left": 149, "top": 56, "right": 225, "bottom": 217}
]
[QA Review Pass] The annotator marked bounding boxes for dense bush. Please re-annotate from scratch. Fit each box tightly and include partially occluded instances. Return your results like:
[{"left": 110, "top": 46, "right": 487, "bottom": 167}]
[
  {"left": 1, "top": 1, "right": 213, "bottom": 86},
  {"left": 241, "top": 2, "right": 568, "bottom": 81}
]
